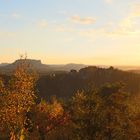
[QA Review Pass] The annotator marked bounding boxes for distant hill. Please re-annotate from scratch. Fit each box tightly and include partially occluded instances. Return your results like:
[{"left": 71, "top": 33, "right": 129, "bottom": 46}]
[
  {"left": 128, "top": 70, "right": 140, "bottom": 74},
  {"left": 37, "top": 66, "right": 140, "bottom": 99},
  {"left": 1, "top": 59, "right": 140, "bottom": 75},
  {"left": 0, "top": 59, "right": 47, "bottom": 74},
  {"left": 0, "top": 59, "right": 86, "bottom": 74},
  {"left": 48, "top": 63, "right": 86, "bottom": 71}
]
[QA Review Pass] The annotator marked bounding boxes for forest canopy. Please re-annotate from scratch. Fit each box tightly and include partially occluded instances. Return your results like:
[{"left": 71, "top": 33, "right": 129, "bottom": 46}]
[{"left": 0, "top": 59, "right": 140, "bottom": 140}]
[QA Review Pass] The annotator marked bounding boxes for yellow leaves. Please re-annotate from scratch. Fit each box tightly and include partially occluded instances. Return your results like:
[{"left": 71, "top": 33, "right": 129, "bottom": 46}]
[
  {"left": 48, "top": 101, "right": 64, "bottom": 118},
  {"left": 19, "top": 129, "right": 25, "bottom": 140},
  {"left": 0, "top": 78, "right": 4, "bottom": 87},
  {"left": 0, "top": 57, "right": 67, "bottom": 138},
  {"left": 10, "top": 131, "right": 16, "bottom": 140},
  {"left": 37, "top": 99, "right": 64, "bottom": 119},
  {"left": 0, "top": 57, "right": 37, "bottom": 135},
  {"left": 0, "top": 78, "right": 5, "bottom": 94},
  {"left": 73, "top": 91, "right": 86, "bottom": 103}
]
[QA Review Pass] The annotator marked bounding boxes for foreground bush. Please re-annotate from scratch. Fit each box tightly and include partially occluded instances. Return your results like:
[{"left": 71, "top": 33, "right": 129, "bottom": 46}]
[{"left": 68, "top": 83, "right": 140, "bottom": 140}]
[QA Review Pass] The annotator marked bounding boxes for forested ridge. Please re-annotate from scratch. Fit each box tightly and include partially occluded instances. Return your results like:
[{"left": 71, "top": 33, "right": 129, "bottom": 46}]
[
  {"left": 0, "top": 59, "right": 140, "bottom": 140},
  {"left": 37, "top": 66, "right": 140, "bottom": 99}
]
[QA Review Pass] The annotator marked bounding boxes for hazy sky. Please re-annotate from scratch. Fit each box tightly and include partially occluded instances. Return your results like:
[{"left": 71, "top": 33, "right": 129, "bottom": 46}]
[{"left": 0, "top": 0, "right": 140, "bottom": 65}]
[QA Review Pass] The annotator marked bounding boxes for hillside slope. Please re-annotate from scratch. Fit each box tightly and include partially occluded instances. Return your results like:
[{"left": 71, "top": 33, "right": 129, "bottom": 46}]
[{"left": 37, "top": 66, "right": 140, "bottom": 99}]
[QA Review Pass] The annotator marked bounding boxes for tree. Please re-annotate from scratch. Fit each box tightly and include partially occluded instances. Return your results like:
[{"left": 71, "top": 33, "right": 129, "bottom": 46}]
[
  {"left": 0, "top": 57, "right": 37, "bottom": 139},
  {"left": 96, "top": 83, "right": 136, "bottom": 140},
  {"left": 69, "top": 83, "right": 140, "bottom": 140},
  {"left": 68, "top": 90, "right": 101, "bottom": 140},
  {"left": 28, "top": 97, "right": 69, "bottom": 140}
]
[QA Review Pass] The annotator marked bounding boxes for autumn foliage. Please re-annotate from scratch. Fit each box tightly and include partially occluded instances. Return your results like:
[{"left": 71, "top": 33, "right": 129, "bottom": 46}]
[
  {"left": 0, "top": 58, "right": 69, "bottom": 140},
  {"left": 0, "top": 58, "right": 140, "bottom": 140}
]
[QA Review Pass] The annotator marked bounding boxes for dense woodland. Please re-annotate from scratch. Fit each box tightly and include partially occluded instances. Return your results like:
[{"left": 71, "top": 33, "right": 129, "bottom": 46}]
[
  {"left": 37, "top": 66, "right": 140, "bottom": 99},
  {"left": 0, "top": 59, "right": 140, "bottom": 140}
]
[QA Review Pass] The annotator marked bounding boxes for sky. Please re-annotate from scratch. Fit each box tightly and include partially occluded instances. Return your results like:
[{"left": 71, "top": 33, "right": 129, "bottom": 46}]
[{"left": 0, "top": 0, "right": 140, "bottom": 65}]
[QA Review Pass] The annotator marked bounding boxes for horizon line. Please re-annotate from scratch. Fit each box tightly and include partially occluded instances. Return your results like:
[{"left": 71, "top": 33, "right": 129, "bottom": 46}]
[{"left": 0, "top": 58, "right": 140, "bottom": 67}]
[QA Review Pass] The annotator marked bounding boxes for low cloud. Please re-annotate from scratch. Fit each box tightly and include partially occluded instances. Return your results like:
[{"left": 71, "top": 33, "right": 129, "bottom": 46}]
[
  {"left": 0, "top": 32, "right": 16, "bottom": 37},
  {"left": 55, "top": 24, "right": 75, "bottom": 32},
  {"left": 70, "top": 15, "right": 96, "bottom": 25},
  {"left": 105, "top": 0, "right": 113, "bottom": 4},
  {"left": 11, "top": 13, "right": 21, "bottom": 19},
  {"left": 106, "top": 3, "right": 140, "bottom": 36},
  {"left": 131, "top": 4, "right": 140, "bottom": 17},
  {"left": 0, "top": 12, "right": 21, "bottom": 19},
  {"left": 38, "top": 19, "right": 48, "bottom": 28}
]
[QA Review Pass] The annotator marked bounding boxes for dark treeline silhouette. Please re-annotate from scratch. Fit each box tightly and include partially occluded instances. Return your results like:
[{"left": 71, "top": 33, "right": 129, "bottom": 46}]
[{"left": 37, "top": 66, "right": 140, "bottom": 100}]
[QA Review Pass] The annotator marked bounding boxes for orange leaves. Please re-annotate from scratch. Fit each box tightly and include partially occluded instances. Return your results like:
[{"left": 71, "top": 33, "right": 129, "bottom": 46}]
[
  {"left": 31, "top": 99, "right": 69, "bottom": 136},
  {"left": 0, "top": 57, "right": 37, "bottom": 137},
  {"left": 0, "top": 78, "right": 5, "bottom": 94}
]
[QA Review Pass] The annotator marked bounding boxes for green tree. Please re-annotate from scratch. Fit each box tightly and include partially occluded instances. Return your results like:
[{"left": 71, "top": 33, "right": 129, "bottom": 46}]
[
  {"left": 69, "top": 90, "right": 101, "bottom": 140},
  {"left": 69, "top": 83, "right": 140, "bottom": 140}
]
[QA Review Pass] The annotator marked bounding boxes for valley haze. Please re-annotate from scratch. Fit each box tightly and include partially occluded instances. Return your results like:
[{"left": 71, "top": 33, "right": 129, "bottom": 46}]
[{"left": 0, "top": 59, "right": 140, "bottom": 74}]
